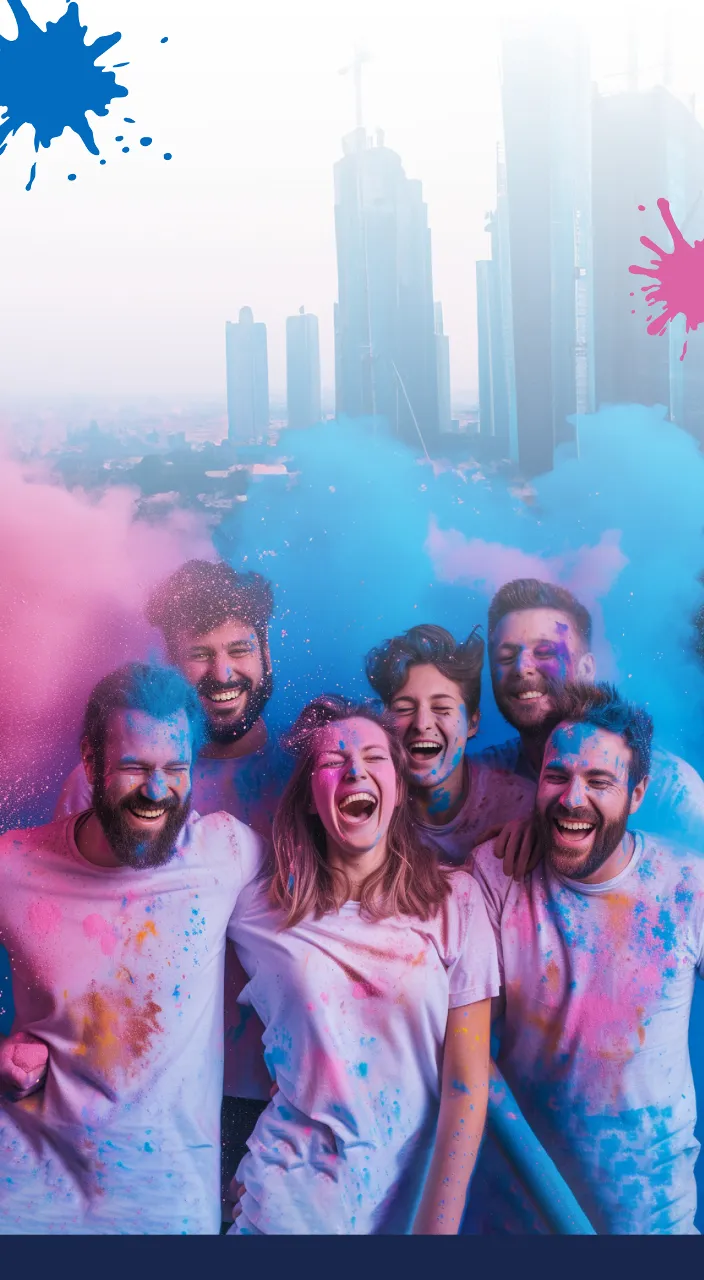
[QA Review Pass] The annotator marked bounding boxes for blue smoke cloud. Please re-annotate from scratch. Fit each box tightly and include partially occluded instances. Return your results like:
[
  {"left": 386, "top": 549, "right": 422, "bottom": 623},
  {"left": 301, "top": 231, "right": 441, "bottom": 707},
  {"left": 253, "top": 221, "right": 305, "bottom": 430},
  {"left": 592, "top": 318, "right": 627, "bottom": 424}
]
[{"left": 216, "top": 403, "right": 704, "bottom": 775}]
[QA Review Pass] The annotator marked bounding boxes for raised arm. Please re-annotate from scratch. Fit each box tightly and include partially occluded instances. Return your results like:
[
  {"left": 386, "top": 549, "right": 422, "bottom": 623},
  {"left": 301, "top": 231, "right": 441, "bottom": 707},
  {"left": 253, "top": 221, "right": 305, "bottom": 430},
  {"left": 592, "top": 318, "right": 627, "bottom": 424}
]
[{"left": 412, "top": 997, "right": 491, "bottom": 1235}]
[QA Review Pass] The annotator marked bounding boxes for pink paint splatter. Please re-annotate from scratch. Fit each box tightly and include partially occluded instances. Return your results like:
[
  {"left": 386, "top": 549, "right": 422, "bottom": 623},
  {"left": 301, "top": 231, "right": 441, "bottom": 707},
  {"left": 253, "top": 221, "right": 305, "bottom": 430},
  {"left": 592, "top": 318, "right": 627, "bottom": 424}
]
[
  {"left": 28, "top": 898, "right": 62, "bottom": 933},
  {"left": 629, "top": 197, "right": 704, "bottom": 361},
  {"left": 83, "top": 913, "right": 119, "bottom": 956}
]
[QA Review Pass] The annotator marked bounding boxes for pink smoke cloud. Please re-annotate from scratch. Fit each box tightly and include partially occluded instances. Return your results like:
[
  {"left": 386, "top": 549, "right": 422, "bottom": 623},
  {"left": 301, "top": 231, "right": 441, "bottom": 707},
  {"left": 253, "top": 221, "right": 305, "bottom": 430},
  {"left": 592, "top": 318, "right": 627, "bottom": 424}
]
[
  {"left": 0, "top": 454, "right": 213, "bottom": 828},
  {"left": 425, "top": 521, "right": 629, "bottom": 678}
]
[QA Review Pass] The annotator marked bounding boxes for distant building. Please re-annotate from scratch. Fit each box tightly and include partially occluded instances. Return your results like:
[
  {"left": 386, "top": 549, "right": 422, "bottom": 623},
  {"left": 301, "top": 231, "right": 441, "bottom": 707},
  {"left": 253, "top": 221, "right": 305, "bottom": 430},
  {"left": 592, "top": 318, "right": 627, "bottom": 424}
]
[
  {"left": 225, "top": 306, "right": 270, "bottom": 442},
  {"left": 434, "top": 303, "right": 452, "bottom": 434},
  {"left": 592, "top": 85, "right": 704, "bottom": 444},
  {"left": 286, "top": 307, "right": 322, "bottom": 430},
  {"left": 333, "top": 126, "right": 440, "bottom": 449},
  {"left": 486, "top": 19, "right": 594, "bottom": 475},
  {"left": 476, "top": 148, "right": 517, "bottom": 459}
]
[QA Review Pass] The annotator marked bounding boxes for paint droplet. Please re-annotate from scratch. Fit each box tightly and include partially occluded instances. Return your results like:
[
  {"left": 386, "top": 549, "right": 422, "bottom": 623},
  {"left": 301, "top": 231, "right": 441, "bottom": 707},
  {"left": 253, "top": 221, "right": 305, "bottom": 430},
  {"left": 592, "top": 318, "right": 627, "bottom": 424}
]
[
  {"left": 68, "top": 173, "right": 76, "bottom": 181},
  {"left": 100, "top": 159, "right": 106, "bottom": 165},
  {"left": 25, "top": 162, "right": 37, "bottom": 191},
  {"left": 122, "top": 146, "right": 129, "bottom": 153},
  {"left": 638, "top": 204, "right": 646, "bottom": 211},
  {"left": 161, "top": 36, "right": 169, "bottom": 44},
  {"left": 124, "top": 117, "right": 135, "bottom": 123},
  {"left": 163, "top": 152, "right": 172, "bottom": 160},
  {"left": 631, "top": 309, "right": 636, "bottom": 314},
  {"left": 140, "top": 136, "right": 152, "bottom": 147},
  {"left": 115, "top": 135, "right": 124, "bottom": 141}
]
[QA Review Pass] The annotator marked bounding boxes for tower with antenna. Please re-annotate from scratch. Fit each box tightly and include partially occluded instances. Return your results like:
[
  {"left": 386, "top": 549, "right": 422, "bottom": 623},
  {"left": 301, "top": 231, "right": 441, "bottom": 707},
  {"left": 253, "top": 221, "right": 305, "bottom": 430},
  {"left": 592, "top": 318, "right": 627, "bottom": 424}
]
[{"left": 333, "top": 48, "right": 441, "bottom": 451}]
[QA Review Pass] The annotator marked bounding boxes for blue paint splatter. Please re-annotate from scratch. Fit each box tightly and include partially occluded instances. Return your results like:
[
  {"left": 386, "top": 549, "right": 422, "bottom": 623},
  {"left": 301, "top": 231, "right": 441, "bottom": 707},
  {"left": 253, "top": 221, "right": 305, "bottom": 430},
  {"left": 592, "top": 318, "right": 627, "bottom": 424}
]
[
  {"left": 115, "top": 135, "right": 124, "bottom": 141},
  {"left": 124, "top": 117, "right": 135, "bottom": 123},
  {"left": 0, "top": 0, "right": 128, "bottom": 189},
  {"left": 25, "top": 161, "right": 36, "bottom": 190},
  {"left": 67, "top": 171, "right": 75, "bottom": 180},
  {"left": 161, "top": 37, "right": 168, "bottom": 44},
  {"left": 121, "top": 146, "right": 129, "bottom": 153},
  {"left": 163, "top": 152, "right": 172, "bottom": 160},
  {"left": 140, "top": 136, "right": 152, "bottom": 147}
]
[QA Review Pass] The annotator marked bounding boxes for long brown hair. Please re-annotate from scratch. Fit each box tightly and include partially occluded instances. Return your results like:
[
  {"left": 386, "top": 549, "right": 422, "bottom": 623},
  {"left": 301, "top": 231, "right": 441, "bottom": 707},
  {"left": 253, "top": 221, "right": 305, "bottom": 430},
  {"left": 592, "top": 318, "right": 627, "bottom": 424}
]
[{"left": 270, "top": 695, "right": 453, "bottom": 928}]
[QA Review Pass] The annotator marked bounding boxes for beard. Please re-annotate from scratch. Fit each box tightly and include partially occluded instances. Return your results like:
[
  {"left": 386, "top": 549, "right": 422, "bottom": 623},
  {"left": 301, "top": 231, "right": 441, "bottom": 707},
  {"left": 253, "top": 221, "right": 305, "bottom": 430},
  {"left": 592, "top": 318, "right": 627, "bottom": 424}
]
[
  {"left": 492, "top": 671, "right": 561, "bottom": 735},
  {"left": 93, "top": 776, "right": 191, "bottom": 870},
  {"left": 197, "top": 670, "right": 273, "bottom": 745},
  {"left": 535, "top": 800, "right": 630, "bottom": 881}
]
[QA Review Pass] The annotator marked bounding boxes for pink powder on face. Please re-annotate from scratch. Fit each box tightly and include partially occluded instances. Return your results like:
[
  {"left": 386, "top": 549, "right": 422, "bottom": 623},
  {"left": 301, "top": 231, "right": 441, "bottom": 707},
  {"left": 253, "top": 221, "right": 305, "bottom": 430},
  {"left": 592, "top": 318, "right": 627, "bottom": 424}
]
[
  {"left": 28, "top": 899, "right": 62, "bottom": 933},
  {"left": 83, "top": 913, "right": 119, "bottom": 956}
]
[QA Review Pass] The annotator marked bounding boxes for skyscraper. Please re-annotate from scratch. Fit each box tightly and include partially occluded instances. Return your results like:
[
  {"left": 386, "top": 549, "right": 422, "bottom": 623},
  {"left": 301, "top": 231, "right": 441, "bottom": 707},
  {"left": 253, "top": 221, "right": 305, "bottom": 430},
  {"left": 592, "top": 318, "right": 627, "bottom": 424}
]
[
  {"left": 333, "top": 126, "right": 440, "bottom": 449},
  {"left": 487, "top": 18, "right": 594, "bottom": 475},
  {"left": 225, "top": 306, "right": 270, "bottom": 442},
  {"left": 476, "top": 148, "right": 517, "bottom": 459},
  {"left": 434, "top": 303, "right": 452, "bottom": 434},
  {"left": 286, "top": 307, "right": 322, "bottom": 430},
  {"left": 592, "top": 85, "right": 704, "bottom": 444}
]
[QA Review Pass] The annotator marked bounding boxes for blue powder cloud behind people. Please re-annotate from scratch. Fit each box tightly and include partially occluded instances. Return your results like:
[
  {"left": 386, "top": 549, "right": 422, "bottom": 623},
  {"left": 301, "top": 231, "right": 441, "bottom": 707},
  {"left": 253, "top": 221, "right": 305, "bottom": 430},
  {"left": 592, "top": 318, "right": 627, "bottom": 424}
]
[{"left": 216, "top": 403, "right": 704, "bottom": 779}]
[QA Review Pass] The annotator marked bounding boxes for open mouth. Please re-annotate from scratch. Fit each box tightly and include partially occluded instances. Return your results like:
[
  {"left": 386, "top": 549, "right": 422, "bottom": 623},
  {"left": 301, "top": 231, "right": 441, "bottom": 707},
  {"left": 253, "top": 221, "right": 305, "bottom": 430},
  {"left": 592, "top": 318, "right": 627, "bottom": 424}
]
[
  {"left": 337, "top": 791, "right": 379, "bottom": 822},
  {"left": 203, "top": 687, "right": 246, "bottom": 713},
  {"left": 513, "top": 689, "right": 545, "bottom": 703},
  {"left": 407, "top": 739, "right": 443, "bottom": 761},
  {"left": 553, "top": 817, "right": 596, "bottom": 845},
  {"left": 126, "top": 803, "right": 168, "bottom": 823}
]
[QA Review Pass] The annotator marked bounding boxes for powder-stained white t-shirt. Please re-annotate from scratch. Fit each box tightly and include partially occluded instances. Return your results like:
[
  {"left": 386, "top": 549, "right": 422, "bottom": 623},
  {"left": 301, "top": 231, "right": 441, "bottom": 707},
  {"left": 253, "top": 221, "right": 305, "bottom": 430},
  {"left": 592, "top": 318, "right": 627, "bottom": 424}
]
[
  {"left": 0, "top": 810, "right": 265, "bottom": 1235},
  {"left": 227, "top": 870, "right": 500, "bottom": 1235},
  {"left": 54, "top": 736, "right": 290, "bottom": 1101},
  {"left": 417, "top": 761, "right": 535, "bottom": 865},
  {"left": 467, "top": 834, "right": 704, "bottom": 1235}
]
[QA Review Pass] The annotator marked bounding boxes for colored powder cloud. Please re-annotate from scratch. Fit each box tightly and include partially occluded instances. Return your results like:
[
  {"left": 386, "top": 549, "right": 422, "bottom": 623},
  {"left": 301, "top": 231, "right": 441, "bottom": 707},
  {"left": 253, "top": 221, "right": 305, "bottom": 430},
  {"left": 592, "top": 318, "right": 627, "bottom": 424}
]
[{"left": 0, "top": 448, "right": 212, "bottom": 831}]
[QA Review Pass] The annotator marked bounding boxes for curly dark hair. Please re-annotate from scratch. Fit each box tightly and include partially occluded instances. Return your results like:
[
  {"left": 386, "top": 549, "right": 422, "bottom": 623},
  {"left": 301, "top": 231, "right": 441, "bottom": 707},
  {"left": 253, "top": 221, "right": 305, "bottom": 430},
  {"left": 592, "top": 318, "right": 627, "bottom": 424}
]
[
  {"left": 365, "top": 624, "right": 484, "bottom": 715},
  {"left": 145, "top": 559, "right": 274, "bottom": 659}
]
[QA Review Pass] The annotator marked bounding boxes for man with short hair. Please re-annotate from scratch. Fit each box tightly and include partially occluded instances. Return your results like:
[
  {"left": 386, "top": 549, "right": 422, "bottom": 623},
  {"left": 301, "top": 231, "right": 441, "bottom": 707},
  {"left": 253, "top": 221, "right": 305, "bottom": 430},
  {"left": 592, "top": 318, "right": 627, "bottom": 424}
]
[
  {"left": 53, "top": 560, "right": 288, "bottom": 1215},
  {"left": 479, "top": 578, "right": 704, "bottom": 845},
  {"left": 467, "top": 683, "right": 704, "bottom": 1235},
  {"left": 366, "top": 624, "right": 534, "bottom": 863},
  {"left": 0, "top": 663, "right": 265, "bottom": 1234}
]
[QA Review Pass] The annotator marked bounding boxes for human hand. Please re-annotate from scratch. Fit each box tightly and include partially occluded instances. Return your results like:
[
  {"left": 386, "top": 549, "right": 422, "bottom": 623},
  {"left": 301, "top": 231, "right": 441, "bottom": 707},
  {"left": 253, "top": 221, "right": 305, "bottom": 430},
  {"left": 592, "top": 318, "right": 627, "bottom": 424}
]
[
  {"left": 492, "top": 817, "right": 542, "bottom": 881},
  {"left": 0, "top": 1033, "right": 49, "bottom": 1099}
]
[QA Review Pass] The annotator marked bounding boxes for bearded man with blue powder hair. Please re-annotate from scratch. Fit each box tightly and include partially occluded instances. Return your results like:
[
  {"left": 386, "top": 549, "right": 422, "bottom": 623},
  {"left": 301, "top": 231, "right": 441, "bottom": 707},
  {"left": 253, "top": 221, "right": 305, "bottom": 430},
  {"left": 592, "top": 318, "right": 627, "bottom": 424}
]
[
  {"left": 0, "top": 662, "right": 266, "bottom": 1234},
  {"left": 467, "top": 682, "right": 704, "bottom": 1235},
  {"left": 480, "top": 578, "right": 704, "bottom": 853}
]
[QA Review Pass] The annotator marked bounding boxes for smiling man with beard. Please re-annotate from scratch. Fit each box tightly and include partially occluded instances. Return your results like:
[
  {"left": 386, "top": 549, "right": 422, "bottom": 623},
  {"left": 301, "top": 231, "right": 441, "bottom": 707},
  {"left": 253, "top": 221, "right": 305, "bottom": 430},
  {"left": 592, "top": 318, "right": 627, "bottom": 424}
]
[
  {"left": 53, "top": 560, "right": 290, "bottom": 1219},
  {"left": 365, "top": 625, "right": 534, "bottom": 863},
  {"left": 478, "top": 578, "right": 704, "bottom": 848},
  {"left": 467, "top": 682, "right": 704, "bottom": 1235},
  {"left": 0, "top": 663, "right": 266, "bottom": 1234}
]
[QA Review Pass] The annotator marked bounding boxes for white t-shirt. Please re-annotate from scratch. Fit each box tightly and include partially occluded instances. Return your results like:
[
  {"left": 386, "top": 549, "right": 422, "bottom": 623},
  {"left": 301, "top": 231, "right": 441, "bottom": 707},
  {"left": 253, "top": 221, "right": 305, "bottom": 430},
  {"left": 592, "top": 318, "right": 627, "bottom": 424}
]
[
  {"left": 416, "top": 761, "right": 535, "bottom": 865},
  {"left": 53, "top": 737, "right": 290, "bottom": 1102},
  {"left": 0, "top": 810, "right": 265, "bottom": 1235},
  {"left": 226, "top": 870, "right": 500, "bottom": 1235},
  {"left": 467, "top": 834, "right": 704, "bottom": 1235}
]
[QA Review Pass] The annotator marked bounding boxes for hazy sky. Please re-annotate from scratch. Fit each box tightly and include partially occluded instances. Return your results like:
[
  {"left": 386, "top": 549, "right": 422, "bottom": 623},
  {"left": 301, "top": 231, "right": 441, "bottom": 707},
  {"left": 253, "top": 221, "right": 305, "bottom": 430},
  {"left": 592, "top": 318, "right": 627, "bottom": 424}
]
[{"left": 0, "top": 0, "right": 701, "bottom": 408}]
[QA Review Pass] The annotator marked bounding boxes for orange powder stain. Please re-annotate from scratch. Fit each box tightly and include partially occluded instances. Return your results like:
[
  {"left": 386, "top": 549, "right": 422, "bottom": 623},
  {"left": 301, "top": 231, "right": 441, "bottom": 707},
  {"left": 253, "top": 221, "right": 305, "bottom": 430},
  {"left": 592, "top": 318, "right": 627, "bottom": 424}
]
[
  {"left": 602, "top": 893, "right": 634, "bottom": 946},
  {"left": 135, "top": 920, "right": 157, "bottom": 950},
  {"left": 70, "top": 985, "right": 164, "bottom": 1079},
  {"left": 544, "top": 958, "right": 561, "bottom": 998}
]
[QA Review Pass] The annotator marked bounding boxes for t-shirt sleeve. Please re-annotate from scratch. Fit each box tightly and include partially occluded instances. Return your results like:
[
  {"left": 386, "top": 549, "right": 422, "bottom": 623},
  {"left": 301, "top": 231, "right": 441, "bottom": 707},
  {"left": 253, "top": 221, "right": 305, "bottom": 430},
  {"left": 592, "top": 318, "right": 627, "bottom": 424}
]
[
  {"left": 467, "top": 840, "right": 510, "bottom": 987},
  {"left": 445, "top": 871, "right": 501, "bottom": 1009},
  {"left": 53, "top": 763, "right": 92, "bottom": 820}
]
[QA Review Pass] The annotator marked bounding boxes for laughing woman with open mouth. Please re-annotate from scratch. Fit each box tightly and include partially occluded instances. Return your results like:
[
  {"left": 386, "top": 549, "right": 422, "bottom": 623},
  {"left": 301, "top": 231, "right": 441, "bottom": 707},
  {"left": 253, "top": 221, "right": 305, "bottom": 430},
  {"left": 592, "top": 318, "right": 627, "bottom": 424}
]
[{"left": 226, "top": 695, "right": 498, "bottom": 1235}]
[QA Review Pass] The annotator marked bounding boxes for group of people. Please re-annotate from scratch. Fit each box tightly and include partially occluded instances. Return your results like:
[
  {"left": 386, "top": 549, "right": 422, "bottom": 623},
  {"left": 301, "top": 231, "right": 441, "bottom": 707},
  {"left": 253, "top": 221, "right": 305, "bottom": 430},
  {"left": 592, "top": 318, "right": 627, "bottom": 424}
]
[{"left": 0, "top": 558, "right": 703, "bottom": 1236}]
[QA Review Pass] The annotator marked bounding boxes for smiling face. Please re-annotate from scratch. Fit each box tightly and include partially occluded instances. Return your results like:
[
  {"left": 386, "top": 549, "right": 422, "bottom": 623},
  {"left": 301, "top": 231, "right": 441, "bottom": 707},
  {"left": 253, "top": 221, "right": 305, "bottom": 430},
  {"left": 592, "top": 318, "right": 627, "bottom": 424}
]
[
  {"left": 490, "top": 608, "right": 595, "bottom": 733},
  {"left": 386, "top": 664, "right": 475, "bottom": 791},
  {"left": 536, "top": 722, "right": 646, "bottom": 881},
  {"left": 172, "top": 617, "right": 271, "bottom": 744},
  {"left": 309, "top": 717, "right": 400, "bottom": 863},
  {"left": 87, "top": 708, "right": 193, "bottom": 869}
]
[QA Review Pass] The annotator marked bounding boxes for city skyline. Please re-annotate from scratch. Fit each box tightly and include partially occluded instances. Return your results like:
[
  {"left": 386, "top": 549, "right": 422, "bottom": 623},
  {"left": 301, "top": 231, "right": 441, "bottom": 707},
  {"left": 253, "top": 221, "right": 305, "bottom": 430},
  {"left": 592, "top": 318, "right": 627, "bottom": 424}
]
[{"left": 2, "top": 0, "right": 704, "bottom": 407}]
